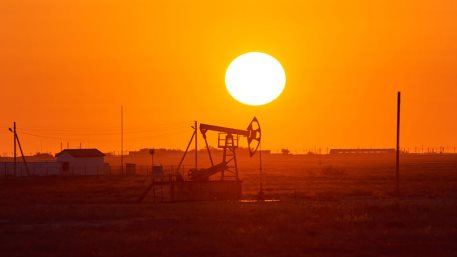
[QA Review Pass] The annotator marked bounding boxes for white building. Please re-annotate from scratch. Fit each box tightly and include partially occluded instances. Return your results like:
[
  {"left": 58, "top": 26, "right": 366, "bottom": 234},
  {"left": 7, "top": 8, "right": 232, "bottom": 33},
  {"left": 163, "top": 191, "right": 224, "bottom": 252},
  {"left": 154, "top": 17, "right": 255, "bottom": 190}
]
[{"left": 56, "top": 149, "right": 107, "bottom": 175}]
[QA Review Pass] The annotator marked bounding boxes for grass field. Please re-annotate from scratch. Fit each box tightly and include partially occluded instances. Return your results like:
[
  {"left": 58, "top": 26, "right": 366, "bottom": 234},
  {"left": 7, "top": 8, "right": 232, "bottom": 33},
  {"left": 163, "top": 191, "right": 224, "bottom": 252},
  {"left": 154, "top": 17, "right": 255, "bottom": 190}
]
[{"left": 1, "top": 154, "right": 457, "bottom": 257}]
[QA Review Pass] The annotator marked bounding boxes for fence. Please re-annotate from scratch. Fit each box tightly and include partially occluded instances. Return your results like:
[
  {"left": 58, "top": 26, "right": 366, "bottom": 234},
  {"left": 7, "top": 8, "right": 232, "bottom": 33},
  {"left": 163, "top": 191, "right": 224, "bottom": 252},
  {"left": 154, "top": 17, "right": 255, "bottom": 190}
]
[
  {"left": 0, "top": 162, "right": 188, "bottom": 178},
  {"left": 108, "top": 165, "right": 189, "bottom": 178},
  {"left": 1, "top": 161, "right": 61, "bottom": 176}
]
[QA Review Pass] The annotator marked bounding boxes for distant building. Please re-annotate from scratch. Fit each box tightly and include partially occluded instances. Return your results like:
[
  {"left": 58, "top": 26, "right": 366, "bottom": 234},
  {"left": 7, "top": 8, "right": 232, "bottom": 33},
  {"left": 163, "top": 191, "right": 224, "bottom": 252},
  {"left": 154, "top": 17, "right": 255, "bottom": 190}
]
[
  {"left": 329, "top": 148, "right": 396, "bottom": 154},
  {"left": 56, "top": 149, "right": 107, "bottom": 175}
]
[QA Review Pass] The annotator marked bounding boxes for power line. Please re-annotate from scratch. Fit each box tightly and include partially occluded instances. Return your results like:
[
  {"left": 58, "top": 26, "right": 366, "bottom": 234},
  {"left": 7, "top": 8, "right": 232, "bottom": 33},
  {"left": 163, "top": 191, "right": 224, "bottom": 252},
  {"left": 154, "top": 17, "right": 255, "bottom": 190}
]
[
  {"left": 16, "top": 127, "right": 191, "bottom": 142},
  {"left": 12, "top": 121, "right": 190, "bottom": 133},
  {"left": 15, "top": 124, "right": 189, "bottom": 136},
  {"left": 20, "top": 131, "right": 63, "bottom": 140}
]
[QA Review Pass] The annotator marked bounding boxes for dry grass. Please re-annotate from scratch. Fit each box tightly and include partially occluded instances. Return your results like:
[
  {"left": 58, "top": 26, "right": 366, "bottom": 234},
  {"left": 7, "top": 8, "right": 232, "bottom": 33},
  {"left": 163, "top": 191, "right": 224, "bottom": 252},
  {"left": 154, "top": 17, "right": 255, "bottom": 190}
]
[{"left": 1, "top": 154, "right": 457, "bottom": 257}]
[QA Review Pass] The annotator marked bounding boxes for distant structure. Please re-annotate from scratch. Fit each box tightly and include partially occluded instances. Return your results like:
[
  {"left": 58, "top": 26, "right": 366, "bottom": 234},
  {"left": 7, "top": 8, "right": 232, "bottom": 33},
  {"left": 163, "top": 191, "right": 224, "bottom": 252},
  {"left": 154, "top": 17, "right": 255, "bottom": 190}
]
[
  {"left": 0, "top": 149, "right": 107, "bottom": 176},
  {"left": 329, "top": 148, "right": 396, "bottom": 154},
  {"left": 56, "top": 149, "right": 106, "bottom": 175},
  {"left": 129, "top": 148, "right": 156, "bottom": 156}
]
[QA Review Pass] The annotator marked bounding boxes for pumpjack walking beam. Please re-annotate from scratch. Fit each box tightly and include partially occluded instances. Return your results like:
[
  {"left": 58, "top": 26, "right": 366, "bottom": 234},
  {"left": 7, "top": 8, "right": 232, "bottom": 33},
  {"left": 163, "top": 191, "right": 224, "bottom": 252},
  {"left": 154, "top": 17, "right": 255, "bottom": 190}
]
[{"left": 199, "top": 117, "right": 261, "bottom": 158}]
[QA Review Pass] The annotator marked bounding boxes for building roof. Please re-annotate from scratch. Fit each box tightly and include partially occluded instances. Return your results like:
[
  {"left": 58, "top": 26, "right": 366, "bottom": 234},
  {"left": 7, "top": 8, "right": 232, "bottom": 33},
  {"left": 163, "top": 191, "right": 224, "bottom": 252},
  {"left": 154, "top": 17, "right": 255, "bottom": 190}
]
[{"left": 56, "top": 149, "right": 105, "bottom": 158}]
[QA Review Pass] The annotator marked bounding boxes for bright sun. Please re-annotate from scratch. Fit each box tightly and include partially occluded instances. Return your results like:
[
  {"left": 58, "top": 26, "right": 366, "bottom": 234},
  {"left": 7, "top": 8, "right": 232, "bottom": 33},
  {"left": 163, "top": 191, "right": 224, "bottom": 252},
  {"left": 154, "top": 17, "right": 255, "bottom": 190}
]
[{"left": 225, "top": 52, "right": 286, "bottom": 106}]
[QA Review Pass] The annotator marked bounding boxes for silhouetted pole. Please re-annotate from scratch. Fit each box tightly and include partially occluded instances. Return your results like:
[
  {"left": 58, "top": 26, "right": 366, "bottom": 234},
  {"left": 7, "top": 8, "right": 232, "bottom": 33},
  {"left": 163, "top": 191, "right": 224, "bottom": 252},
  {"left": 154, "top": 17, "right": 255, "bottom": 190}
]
[
  {"left": 194, "top": 121, "right": 198, "bottom": 171},
  {"left": 9, "top": 122, "right": 30, "bottom": 176},
  {"left": 15, "top": 132, "right": 30, "bottom": 176},
  {"left": 396, "top": 91, "right": 401, "bottom": 196},
  {"left": 258, "top": 142, "right": 264, "bottom": 200},
  {"left": 13, "top": 122, "right": 16, "bottom": 175},
  {"left": 121, "top": 106, "right": 124, "bottom": 175}
]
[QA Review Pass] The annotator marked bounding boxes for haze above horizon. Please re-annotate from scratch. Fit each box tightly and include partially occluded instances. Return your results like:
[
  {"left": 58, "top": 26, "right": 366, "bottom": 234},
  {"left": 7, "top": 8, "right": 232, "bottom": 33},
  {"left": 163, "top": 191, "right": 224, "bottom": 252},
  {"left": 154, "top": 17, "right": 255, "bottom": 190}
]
[{"left": 1, "top": 1, "right": 457, "bottom": 154}]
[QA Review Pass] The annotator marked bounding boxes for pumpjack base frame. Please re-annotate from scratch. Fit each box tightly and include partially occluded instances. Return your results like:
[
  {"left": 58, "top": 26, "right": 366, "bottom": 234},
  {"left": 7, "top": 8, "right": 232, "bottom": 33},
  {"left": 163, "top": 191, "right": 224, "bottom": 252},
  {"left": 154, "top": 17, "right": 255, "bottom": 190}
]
[{"left": 174, "top": 180, "right": 242, "bottom": 201}]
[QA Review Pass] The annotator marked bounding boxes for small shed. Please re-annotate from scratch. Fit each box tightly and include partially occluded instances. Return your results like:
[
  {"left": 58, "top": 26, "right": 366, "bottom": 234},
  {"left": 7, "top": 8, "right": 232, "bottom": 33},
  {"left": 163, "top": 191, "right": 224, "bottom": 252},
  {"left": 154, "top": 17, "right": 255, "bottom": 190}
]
[{"left": 56, "top": 149, "right": 107, "bottom": 175}]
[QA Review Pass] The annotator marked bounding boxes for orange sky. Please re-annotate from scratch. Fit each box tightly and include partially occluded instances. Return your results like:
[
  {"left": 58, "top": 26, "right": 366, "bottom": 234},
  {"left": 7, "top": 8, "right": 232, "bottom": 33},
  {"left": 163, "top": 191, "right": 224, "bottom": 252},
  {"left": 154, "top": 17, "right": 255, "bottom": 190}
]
[{"left": 1, "top": 0, "right": 457, "bottom": 155}]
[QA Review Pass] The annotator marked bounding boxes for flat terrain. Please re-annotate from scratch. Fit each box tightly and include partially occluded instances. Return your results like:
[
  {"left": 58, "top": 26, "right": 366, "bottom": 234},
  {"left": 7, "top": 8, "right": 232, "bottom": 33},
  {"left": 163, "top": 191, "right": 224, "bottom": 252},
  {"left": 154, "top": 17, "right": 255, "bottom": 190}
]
[{"left": 1, "top": 154, "right": 457, "bottom": 257}]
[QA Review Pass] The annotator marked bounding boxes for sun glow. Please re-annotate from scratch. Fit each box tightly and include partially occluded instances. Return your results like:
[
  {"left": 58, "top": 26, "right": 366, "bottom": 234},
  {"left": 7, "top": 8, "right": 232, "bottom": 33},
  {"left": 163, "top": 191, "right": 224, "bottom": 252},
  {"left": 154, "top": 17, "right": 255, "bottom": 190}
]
[{"left": 225, "top": 52, "right": 286, "bottom": 106}]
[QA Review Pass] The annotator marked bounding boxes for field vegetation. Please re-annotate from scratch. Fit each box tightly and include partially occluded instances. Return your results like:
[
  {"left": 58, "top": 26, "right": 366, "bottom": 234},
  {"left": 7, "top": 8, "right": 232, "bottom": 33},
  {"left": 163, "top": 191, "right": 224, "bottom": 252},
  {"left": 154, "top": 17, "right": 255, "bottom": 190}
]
[{"left": 1, "top": 153, "right": 456, "bottom": 256}]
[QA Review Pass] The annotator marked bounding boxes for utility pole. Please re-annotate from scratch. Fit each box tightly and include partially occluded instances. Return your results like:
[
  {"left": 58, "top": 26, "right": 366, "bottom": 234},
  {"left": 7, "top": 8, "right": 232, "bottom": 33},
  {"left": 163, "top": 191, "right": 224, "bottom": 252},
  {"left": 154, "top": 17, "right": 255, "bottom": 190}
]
[
  {"left": 13, "top": 122, "right": 16, "bottom": 175},
  {"left": 258, "top": 142, "right": 264, "bottom": 200},
  {"left": 396, "top": 91, "right": 401, "bottom": 196},
  {"left": 121, "top": 106, "right": 124, "bottom": 175},
  {"left": 194, "top": 120, "right": 197, "bottom": 171},
  {"left": 9, "top": 122, "right": 30, "bottom": 176}
]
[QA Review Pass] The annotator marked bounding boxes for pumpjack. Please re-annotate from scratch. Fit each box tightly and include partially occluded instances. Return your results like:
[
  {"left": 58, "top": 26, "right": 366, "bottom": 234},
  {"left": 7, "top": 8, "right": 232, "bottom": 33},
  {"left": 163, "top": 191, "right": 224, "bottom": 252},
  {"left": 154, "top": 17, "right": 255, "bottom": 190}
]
[
  {"left": 137, "top": 117, "right": 260, "bottom": 202},
  {"left": 176, "top": 117, "right": 261, "bottom": 181}
]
